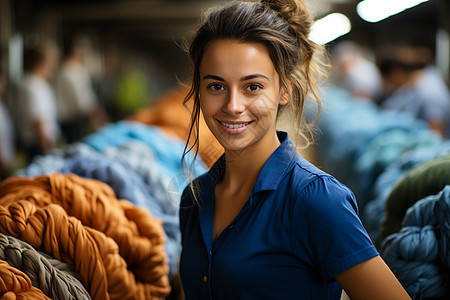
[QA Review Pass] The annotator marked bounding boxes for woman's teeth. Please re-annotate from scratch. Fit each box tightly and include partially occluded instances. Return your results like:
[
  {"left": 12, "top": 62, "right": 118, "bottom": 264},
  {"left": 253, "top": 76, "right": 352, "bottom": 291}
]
[{"left": 220, "top": 121, "right": 250, "bottom": 129}]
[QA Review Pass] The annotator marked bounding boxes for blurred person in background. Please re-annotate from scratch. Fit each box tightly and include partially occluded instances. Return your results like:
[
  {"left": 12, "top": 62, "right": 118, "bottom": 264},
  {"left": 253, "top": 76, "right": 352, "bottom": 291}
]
[
  {"left": 54, "top": 35, "right": 108, "bottom": 143},
  {"left": 0, "top": 64, "right": 15, "bottom": 179},
  {"left": 376, "top": 45, "right": 450, "bottom": 138},
  {"left": 15, "top": 41, "right": 60, "bottom": 162},
  {"left": 330, "top": 40, "right": 383, "bottom": 102}
]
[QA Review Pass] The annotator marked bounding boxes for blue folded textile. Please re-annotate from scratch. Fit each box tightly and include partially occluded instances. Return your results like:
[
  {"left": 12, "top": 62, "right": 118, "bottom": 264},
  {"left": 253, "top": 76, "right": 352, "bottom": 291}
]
[
  {"left": 380, "top": 186, "right": 450, "bottom": 299},
  {"left": 83, "top": 121, "right": 208, "bottom": 180},
  {"left": 363, "top": 141, "right": 450, "bottom": 245},
  {"left": 63, "top": 154, "right": 181, "bottom": 275},
  {"left": 16, "top": 138, "right": 189, "bottom": 275},
  {"left": 317, "top": 85, "right": 442, "bottom": 209},
  {"left": 102, "top": 140, "right": 180, "bottom": 215}
]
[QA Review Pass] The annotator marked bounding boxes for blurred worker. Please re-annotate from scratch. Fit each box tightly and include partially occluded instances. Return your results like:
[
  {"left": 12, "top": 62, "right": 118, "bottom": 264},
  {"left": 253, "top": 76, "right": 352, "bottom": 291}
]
[
  {"left": 16, "top": 41, "right": 60, "bottom": 162},
  {"left": 0, "top": 65, "right": 14, "bottom": 179},
  {"left": 54, "top": 35, "right": 108, "bottom": 143},
  {"left": 377, "top": 45, "right": 450, "bottom": 138},
  {"left": 331, "top": 41, "right": 383, "bottom": 101}
]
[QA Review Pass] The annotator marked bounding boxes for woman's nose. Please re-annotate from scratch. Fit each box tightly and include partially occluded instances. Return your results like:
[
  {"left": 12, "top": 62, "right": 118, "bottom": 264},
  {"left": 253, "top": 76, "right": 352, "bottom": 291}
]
[{"left": 222, "top": 89, "right": 245, "bottom": 114}]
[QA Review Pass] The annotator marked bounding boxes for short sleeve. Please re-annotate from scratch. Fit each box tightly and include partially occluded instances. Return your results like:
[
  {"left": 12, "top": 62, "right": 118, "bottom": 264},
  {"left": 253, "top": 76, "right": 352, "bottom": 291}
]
[{"left": 291, "top": 176, "right": 378, "bottom": 281}]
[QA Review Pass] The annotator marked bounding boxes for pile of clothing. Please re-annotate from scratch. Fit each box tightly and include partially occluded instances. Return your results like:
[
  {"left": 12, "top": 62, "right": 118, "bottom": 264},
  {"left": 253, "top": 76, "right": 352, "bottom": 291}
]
[
  {"left": 316, "top": 84, "right": 450, "bottom": 299},
  {"left": 0, "top": 120, "right": 209, "bottom": 299},
  {"left": 0, "top": 173, "right": 170, "bottom": 299},
  {"left": 318, "top": 85, "right": 442, "bottom": 210},
  {"left": 380, "top": 186, "right": 450, "bottom": 298}
]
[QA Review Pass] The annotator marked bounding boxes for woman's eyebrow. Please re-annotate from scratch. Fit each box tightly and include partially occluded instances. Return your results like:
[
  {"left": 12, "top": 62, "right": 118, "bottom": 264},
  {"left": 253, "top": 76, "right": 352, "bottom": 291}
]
[
  {"left": 240, "top": 73, "right": 269, "bottom": 81},
  {"left": 202, "top": 73, "right": 269, "bottom": 81},
  {"left": 202, "top": 74, "right": 224, "bottom": 81}
]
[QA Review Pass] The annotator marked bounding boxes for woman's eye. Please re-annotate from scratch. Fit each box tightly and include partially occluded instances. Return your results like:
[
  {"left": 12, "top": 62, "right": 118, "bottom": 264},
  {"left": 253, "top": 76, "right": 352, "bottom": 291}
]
[
  {"left": 207, "top": 83, "right": 224, "bottom": 91},
  {"left": 246, "top": 84, "right": 262, "bottom": 92}
]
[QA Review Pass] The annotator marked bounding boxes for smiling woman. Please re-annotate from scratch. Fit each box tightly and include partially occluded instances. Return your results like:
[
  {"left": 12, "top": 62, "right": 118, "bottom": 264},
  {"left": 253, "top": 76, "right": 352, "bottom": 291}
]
[
  {"left": 178, "top": 0, "right": 411, "bottom": 299},
  {"left": 199, "top": 40, "right": 286, "bottom": 155}
]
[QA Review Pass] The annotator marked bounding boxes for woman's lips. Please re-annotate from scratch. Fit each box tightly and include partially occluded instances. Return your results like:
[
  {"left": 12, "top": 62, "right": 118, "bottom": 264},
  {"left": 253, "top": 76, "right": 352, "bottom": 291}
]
[{"left": 217, "top": 119, "right": 254, "bottom": 135}]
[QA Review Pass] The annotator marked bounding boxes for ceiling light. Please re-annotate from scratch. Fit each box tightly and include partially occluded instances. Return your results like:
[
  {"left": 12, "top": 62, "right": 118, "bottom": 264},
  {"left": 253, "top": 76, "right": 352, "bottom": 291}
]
[
  {"left": 310, "top": 13, "right": 351, "bottom": 45},
  {"left": 357, "top": 0, "right": 430, "bottom": 23}
]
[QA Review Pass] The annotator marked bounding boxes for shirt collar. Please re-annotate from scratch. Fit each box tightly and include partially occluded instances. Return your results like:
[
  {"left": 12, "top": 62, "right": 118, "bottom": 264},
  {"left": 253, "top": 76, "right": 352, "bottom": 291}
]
[
  {"left": 207, "top": 131, "right": 297, "bottom": 194},
  {"left": 252, "top": 131, "right": 297, "bottom": 193}
]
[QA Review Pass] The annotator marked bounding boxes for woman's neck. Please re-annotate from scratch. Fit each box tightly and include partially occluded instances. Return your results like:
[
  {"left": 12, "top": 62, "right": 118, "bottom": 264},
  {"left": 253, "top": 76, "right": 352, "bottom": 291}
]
[{"left": 220, "top": 131, "right": 281, "bottom": 194}]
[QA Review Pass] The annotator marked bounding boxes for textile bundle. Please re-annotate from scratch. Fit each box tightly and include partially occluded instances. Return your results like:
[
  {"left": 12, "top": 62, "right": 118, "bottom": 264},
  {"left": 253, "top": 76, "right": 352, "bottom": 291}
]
[
  {"left": 317, "top": 85, "right": 442, "bottom": 210},
  {"left": 380, "top": 153, "right": 450, "bottom": 241},
  {"left": 313, "top": 84, "right": 450, "bottom": 298},
  {"left": 0, "top": 173, "right": 170, "bottom": 299},
  {"left": 82, "top": 120, "right": 207, "bottom": 180},
  {"left": 0, "top": 96, "right": 214, "bottom": 298},
  {"left": 16, "top": 120, "right": 212, "bottom": 275},
  {"left": 314, "top": 85, "right": 450, "bottom": 241},
  {"left": 380, "top": 186, "right": 450, "bottom": 299},
  {"left": 0, "top": 260, "right": 51, "bottom": 300},
  {"left": 0, "top": 233, "right": 90, "bottom": 300},
  {"left": 363, "top": 141, "right": 450, "bottom": 245}
]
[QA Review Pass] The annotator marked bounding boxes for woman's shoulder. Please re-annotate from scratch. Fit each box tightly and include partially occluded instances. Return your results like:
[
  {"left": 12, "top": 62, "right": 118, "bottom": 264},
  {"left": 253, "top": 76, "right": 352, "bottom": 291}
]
[
  {"left": 288, "top": 156, "right": 356, "bottom": 209},
  {"left": 289, "top": 155, "right": 336, "bottom": 189}
]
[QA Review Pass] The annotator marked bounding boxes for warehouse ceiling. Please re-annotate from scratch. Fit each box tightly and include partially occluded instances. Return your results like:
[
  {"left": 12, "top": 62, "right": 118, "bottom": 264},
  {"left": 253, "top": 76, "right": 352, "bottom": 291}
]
[
  {"left": 9, "top": 0, "right": 444, "bottom": 90},
  {"left": 16, "top": 0, "right": 358, "bottom": 42}
]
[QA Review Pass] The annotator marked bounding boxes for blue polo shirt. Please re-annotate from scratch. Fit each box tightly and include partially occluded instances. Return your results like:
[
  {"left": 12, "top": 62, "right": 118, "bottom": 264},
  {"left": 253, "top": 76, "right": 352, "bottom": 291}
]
[{"left": 179, "top": 131, "right": 378, "bottom": 299}]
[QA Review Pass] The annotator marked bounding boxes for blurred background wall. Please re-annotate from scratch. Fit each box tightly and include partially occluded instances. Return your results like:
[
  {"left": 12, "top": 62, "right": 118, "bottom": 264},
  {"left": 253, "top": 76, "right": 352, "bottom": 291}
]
[{"left": 1, "top": 0, "right": 448, "bottom": 101}]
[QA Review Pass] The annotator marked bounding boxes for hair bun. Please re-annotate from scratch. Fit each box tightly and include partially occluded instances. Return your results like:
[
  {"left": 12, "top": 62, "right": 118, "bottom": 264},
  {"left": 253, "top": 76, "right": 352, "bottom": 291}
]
[
  {"left": 261, "top": 0, "right": 301, "bottom": 23},
  {"left": 261, "top": 0, "right": 314, "bottom": 39}
]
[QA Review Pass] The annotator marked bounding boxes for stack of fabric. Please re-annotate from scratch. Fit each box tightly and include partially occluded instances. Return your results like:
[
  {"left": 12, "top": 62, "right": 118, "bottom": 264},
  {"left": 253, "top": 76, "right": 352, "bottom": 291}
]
[
  {"left": 380, "top": 186, "right": 450, "bottom": 299},
  {"left": 15, "top": 121, "right": 208, "bottom": 275},
  {"left": 0, "top": 173, "right": 170, "bottom": 299},
  {"left": 315, "top": 84, "right": 450, "bottom": 299},
  {"left": 0, "top": 119, "right": 209, "bottom": 299},
  {"left": 317, "top": 85, "right": 442, "bottom": 210},
  {"left": 365, "top": 150, "right": 450, "bottom": 245}
]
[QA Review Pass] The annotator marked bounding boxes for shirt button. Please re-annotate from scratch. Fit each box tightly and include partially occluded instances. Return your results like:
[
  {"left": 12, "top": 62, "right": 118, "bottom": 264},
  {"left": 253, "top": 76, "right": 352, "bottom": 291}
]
[
  {"left": 203, "top": 275, "right": 208, "bottom": 283},
  {"left": 209, "top": 251, "right": 212, "bottom": 255}
]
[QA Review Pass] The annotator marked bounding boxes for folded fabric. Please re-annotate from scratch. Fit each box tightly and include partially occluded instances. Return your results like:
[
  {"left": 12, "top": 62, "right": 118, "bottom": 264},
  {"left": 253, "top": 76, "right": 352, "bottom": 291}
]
[
  {"left": 0, "top": 260, "right": 51, "bottom": 300},
  {"left": 354, "top": 127, "right": 441, "bottom": 207},
  {"left": 39, "top": 252, "right": 88, "bottom": 295},
  {"left": 381, "top": 186, "right": 450, "bottom": 299},
  {"left": 83, "top": 121, "right": 207, "bottom": 180},
  {"left": 59, "top": 156, "right": 179, "bottom": 275},
  {"left": 0, "top": 174, "right": 170, "bottom": 299},
  {"left": 102, "top": 140, "right": 179, "bottom": 215},
  {"left": 317, "top": 84, "right": 441, "bottom": 208},
  {"left": 101, "top": 141, "right": 182, "bottom": 274},
  {"left": 380, "top": 153, "right": 450, "bottom": 241},
  {"left": 363, "top": 141, "right": 450, "bottom": 246},
  {"left": 19, "top": 140, "right": 179, "bottom": 216},
  {"left": 15, "top": 145, "right": 181, "bottom": 276},
  {"left": 0, "top": 233, "right": 90, "bottom": 300},
  {"left": 0, "top": 200, "right": 171, "bottom": 299}
]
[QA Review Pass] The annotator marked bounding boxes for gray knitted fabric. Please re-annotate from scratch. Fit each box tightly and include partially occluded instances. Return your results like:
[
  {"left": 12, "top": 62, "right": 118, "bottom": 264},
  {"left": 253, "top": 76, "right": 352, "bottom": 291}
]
[{"left": 0, "top": 233, "right": 91, "bottom": 300}]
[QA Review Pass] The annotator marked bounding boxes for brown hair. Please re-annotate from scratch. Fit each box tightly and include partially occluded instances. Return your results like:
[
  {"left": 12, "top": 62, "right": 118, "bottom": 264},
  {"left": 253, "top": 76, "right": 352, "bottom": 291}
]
[{"left": 181, "top": 0, "right": 326, "bottom": 187}]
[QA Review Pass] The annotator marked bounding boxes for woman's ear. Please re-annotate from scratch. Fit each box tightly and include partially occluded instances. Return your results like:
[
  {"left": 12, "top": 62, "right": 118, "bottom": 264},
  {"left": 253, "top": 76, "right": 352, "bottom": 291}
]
[{"left": 279, "top": 80, "right": 292, "bottom": 106}]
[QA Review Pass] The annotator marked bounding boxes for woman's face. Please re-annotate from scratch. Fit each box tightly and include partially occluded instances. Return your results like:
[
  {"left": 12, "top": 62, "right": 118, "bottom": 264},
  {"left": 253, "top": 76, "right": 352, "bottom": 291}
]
[{"left": 199, "top": 39, "right": 287, "bottom": 154}]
